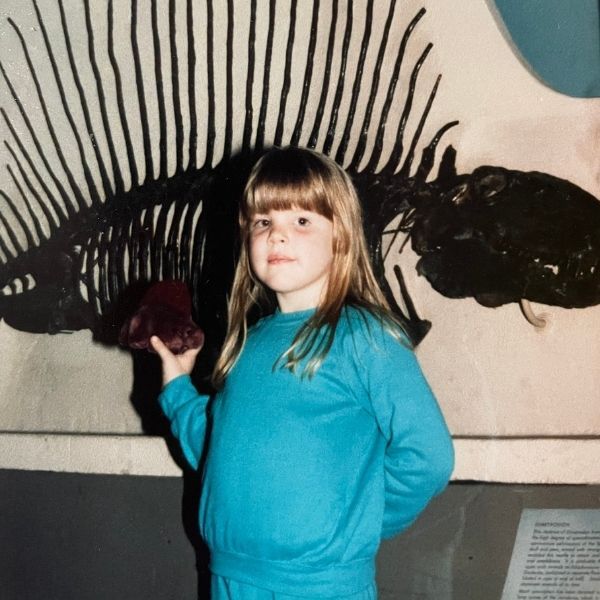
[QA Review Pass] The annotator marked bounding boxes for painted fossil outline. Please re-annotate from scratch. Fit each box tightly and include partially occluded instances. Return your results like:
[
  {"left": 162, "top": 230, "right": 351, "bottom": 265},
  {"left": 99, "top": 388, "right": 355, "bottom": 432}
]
[{"left": 0, "top": 0, "right": 598, "bottom": 353}]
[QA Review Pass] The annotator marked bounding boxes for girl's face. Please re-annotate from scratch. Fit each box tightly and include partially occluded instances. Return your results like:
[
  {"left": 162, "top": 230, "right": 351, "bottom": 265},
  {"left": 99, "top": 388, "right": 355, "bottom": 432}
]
[{"left": 248, "top": 208, "right": 334, "bottom": 313}]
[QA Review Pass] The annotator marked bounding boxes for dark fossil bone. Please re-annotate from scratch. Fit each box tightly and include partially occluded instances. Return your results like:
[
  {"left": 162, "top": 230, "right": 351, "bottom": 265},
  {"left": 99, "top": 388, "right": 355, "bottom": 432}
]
[{"left": 406, "top": 164, "right": 600, "bottom": 309}]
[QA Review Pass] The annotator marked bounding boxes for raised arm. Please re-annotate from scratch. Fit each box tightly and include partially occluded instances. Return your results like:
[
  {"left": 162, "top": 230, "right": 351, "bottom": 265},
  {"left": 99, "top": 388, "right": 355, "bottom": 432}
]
[{"left": 152, "top": 336, "right": 209, "bottom": 469}]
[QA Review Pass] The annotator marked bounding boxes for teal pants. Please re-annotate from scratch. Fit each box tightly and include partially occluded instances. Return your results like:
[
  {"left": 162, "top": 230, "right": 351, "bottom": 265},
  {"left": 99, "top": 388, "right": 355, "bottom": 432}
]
[{"left": 211, "top": 575, "right": 377, "bottom": 599}]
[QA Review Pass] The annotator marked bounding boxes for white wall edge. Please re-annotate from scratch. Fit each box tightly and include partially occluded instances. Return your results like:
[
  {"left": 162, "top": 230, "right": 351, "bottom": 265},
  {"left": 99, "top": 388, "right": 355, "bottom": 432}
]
[
  {"left": 0, "top": 433, "right": 183, "bottom": 478},
  {"left": 451, "top": 438, "right": 600, "bottom": 484},
  {"left": 1, "top": 433, "right": 599, "bottom": 483}
]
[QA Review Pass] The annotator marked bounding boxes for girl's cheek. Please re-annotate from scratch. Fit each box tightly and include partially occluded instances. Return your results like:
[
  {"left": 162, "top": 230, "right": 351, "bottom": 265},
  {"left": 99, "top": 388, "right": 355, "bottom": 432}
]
[{"left": 295, "top": 226, "right": 311, "bottom": 235}]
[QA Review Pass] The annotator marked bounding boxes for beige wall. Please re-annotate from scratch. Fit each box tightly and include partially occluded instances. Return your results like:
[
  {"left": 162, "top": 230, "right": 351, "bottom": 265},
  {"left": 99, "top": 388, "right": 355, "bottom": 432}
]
[{"left": 0, "top": 1, "right": 598, "bottom": 481}]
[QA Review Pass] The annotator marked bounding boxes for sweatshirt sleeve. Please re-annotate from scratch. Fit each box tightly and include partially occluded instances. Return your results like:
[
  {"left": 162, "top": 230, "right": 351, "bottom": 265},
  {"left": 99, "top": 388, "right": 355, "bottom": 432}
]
[
  {"left": 352, "top": 318, "right": 454, "bottom": 540},
  {"left": 158, "top": 374, "right": 210, "bottom": 470}
]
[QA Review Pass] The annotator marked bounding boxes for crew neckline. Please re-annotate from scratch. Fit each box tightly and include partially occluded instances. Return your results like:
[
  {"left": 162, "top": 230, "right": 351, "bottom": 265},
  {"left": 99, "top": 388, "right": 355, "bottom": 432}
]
[{"left": 270, "top": 306, "right": 317, "bottom": 325}]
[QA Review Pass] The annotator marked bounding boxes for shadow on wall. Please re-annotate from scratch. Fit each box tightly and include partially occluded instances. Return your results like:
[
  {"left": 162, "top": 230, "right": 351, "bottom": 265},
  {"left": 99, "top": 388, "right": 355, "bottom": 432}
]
[
  {"left": 116, "top": 157, "right": 254, "bottom": 600},
  {"left": 128, "top": 343, "right": 213, "bottom": 598}
]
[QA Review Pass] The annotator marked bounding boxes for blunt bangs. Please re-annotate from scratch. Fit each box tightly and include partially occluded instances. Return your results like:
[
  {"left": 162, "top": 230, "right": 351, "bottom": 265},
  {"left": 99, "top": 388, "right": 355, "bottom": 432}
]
[{"left": 242, "top": 148, "right": 335, "bottom": 225}]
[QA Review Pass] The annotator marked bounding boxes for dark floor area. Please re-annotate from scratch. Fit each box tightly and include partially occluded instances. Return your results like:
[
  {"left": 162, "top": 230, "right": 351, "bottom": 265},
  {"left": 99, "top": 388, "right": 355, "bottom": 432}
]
[{"left": 1, "top": 469, "right": 599, "bottom": 599}]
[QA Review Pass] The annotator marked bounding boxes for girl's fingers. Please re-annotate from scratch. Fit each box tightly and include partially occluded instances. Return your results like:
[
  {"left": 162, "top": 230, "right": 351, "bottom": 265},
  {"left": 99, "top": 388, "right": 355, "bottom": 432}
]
[
  {"left": 184, "top": 344, "right": 203, "bottom": 358},
  {"left": 151, "top": 335, "right": 202, "bottom": 386},
  {"left": 177, "top": 345, "right": 202, "bottom": 373},
  {"left": 151, "top": 336, "right": 201, "bottom": 362}
]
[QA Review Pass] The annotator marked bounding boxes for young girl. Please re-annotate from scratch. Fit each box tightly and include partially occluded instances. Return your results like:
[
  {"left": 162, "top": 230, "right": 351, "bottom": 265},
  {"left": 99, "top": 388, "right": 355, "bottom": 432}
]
[{"left": 151, "top": 146, "right": 454, "bottom": 599}]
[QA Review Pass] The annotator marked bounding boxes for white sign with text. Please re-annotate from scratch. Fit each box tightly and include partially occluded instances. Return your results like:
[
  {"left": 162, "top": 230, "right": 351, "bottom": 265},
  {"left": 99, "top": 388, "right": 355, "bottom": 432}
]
[{"left": 502, "top": 509, "right": 600, "bottom": 600}]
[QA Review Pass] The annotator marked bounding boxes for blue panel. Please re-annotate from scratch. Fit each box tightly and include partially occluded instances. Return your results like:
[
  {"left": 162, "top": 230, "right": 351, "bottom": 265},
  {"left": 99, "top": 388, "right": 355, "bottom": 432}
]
[{"left": 493, "top": 0, "right": 600, "bottom": 97}]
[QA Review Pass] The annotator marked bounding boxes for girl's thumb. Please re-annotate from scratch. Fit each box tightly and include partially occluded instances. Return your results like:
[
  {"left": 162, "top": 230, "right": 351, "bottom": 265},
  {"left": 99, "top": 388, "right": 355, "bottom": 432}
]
[{"left": 150, "top": 335, "right": 170, "bottom": 359}]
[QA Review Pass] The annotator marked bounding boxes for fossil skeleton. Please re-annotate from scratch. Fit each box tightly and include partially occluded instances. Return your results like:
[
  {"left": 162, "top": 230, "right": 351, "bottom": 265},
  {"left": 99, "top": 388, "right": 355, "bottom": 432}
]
[{"left": 0, "top": 0, "right": 598, "bottom": 357}]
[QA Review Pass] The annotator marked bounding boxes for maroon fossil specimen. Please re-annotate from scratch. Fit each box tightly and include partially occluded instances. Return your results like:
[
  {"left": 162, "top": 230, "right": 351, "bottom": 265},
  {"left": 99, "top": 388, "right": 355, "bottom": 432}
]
[{"left": 119, "top": 280, "right": 204, "bottom": 354}]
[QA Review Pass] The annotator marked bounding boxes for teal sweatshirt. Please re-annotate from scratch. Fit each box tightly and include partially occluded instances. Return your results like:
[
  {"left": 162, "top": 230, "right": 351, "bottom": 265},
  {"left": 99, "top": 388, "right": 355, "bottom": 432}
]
[{"left": 159, "top": 306, "right": 454, "bottom": 597}]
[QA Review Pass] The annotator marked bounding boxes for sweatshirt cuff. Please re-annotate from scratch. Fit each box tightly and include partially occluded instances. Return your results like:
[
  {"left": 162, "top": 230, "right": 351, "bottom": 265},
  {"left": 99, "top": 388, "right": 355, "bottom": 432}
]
[
  {"left": 162, "top": 373, "right": 191, "bottom": 393},
  {"left": 158, "top": 374, "right": 194, "bottom": 413}
]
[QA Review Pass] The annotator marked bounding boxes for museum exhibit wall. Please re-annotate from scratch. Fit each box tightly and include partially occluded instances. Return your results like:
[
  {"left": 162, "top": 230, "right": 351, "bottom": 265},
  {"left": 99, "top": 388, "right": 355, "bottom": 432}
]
[{"left": 0, "top": 0, "right": 599, "bottom": 484}]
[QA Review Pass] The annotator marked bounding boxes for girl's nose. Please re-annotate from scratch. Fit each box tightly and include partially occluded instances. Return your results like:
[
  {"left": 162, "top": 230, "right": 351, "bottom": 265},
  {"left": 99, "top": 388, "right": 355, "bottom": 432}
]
[{"left": 268, "top": 224, "right": 287, "bottom": 243}]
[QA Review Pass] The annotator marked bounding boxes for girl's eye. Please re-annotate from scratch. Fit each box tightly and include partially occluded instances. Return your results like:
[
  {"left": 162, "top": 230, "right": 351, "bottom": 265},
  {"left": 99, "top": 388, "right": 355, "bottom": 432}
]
[
  {"left": 253, "top": 218, "right": 270, "bottom": 229},
  {"left": 297, "top": 217, "right": 310, "bottom": 226}
]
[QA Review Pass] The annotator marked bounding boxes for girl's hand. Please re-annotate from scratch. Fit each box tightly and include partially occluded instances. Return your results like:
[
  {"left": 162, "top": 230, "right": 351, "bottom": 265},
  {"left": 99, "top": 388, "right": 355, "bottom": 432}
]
[{"left": 150, "top": 335, "right": 203, "bottom": 387}]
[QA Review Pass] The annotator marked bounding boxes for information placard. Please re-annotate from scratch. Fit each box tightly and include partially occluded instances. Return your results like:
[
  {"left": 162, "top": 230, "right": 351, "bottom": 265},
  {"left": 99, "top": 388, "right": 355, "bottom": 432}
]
[{"left": 502, "top": 509, "right": 600, "bottom": 600}]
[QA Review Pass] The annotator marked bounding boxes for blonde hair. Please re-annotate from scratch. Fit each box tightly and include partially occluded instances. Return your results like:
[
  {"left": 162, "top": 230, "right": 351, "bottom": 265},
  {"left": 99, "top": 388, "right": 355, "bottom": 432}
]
[{"left": 212, "top": 146, "right": 405, "bottom": 387}]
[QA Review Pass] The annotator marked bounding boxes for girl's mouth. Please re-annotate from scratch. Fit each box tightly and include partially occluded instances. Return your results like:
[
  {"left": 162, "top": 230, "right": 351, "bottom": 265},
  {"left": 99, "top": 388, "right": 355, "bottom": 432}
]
[{"left": 267, "top": 256, "right": 294, "bottom": 264}]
